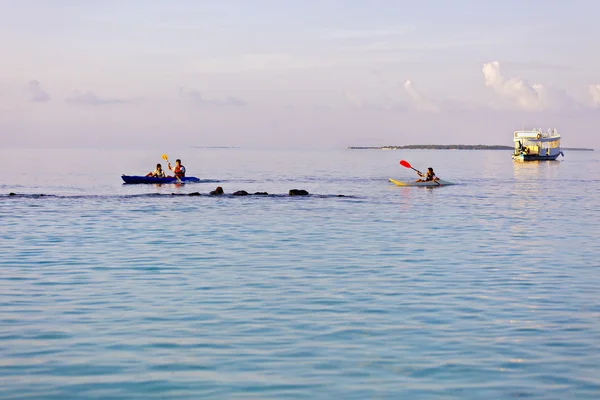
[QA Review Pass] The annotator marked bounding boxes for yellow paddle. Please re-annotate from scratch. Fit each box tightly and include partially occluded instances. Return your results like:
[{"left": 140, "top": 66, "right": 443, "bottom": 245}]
[{"left": 162, "top": 154, "right": 181, "bottom": 182}]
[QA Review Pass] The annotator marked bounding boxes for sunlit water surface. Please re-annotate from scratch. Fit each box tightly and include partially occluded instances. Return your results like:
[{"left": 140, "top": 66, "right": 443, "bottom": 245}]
[{"left": 1, "top": 148, "right": 599, "bottom": 399}]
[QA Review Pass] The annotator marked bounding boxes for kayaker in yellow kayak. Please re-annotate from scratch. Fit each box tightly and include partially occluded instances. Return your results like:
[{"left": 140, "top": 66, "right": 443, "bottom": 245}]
[
  {"left": 145, "top": 163, "right": 166, "bottom": 178},
  {"left": 416, "top": 167, "right": 439, "bottom": 182}
]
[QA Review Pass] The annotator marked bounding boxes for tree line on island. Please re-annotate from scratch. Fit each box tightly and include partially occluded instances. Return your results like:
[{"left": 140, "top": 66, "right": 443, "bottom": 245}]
[{"left": 347, "top": 145, "right": 594, "bottom": 151}]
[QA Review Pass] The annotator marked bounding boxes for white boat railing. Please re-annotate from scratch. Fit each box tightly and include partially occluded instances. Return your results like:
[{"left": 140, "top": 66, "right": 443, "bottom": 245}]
[{"left": 514, "top": 128, "right": 560, "bottom": 140}]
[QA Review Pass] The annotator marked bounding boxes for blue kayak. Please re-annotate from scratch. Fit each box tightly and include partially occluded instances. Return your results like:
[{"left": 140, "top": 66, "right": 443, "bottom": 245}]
[{"left": 121, "top": 175, "right": 201, "bottom": 184}]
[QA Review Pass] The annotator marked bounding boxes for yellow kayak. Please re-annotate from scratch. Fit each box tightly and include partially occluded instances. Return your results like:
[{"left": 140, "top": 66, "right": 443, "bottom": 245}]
[{"left": 389, "top": 178, "right": 455, "bottom": 187}]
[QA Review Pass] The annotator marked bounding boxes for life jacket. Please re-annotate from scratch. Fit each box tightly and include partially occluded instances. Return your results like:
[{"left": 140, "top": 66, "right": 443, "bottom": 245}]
[{"left": 174, "top": 165, "right": 185, "bottom": 178}]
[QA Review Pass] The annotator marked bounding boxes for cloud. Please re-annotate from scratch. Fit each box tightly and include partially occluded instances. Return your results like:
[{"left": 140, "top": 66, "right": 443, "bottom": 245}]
[
  {"left": 27, "top": 80, "right": 50, "bottom": 102},
  {"left": 324, "top": 27, "right": 415, "bottom": 40},
  {"left": 403, "top": 80, "right": 440, "bottom": 113},
  {"left": 179, "top": 88, "right": 246, "bottom": 106},
  {"left": 344, "top": 91, "right": 363, "bottom": 108},
  {"left": 66, "top": 91, "right": 130, "bottom": 106},
  {"left": 482, "top": 61, "right": 580, "bottom": 111},
  {"left": 590, "top": 84, "right": 600, "bottom": 107}
]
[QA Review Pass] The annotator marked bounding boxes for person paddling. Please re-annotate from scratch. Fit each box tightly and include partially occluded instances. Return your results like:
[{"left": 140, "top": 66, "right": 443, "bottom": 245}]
[
  {"left": 168, "top": 159, "right": 186, "bottom": 179},
  {"left": 416, "top": 167, "right": 439, "bottom": 182}
]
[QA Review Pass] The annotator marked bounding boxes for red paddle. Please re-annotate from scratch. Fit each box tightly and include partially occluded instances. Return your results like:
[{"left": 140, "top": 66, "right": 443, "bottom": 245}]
[
  {"left": 399, "top": 160, "right": 421, "bottom": 175},
  {"left": 399, "top": 160, "right": 441, "bottom": 186}
]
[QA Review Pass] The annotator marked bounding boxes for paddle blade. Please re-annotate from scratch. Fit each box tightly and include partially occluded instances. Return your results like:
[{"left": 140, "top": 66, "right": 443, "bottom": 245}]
[
  {"left": 399, "top": 160, "right": 412, "bottom": 169},
  {"left": 161, "top": 154, "right": 169, "bottom": 161}
]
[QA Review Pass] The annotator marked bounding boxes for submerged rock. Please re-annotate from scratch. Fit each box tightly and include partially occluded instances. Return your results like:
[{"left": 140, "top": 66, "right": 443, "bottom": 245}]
[
  {"left": 188, "top": 192, "right": 201, "bottom": 196},
  {"left": 253, "top": 192, "right": 268, "bottom": 196},
  {"left": 232, "top": 190, "right": 249, "bottom": 196},
  {"left": 289, "top": 189, "right": 309, "bottom": 196},
  {"left": 9, "top": 192, "right": 16, "bottom": 196},
  {"left": 210, "top": 186, "right": 224, "bottom": 195}
]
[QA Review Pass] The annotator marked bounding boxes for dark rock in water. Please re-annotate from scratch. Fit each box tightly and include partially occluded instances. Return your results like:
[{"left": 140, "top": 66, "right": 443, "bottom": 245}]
[
  {"left": 232, "top": 190, "right": 249, "bottom": 196},
  {"left": 210, "top": 186, "right": 224, "bottom": 195},
  {"left": 253, "top": 192, "right": 268, "bottom": 196},
  {"left": 188, "top": 192, "right": 201, "bottom": 196},
  {"left": 9, "top": 192, "right": 16, "bottom": 196},
  {"left": 289, "top": 189, "right": 309, "bottom": 196}
]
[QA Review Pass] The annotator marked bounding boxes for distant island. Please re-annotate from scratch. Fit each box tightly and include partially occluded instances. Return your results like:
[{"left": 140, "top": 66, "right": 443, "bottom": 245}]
[
  {"left": 190, "top": 146, "right": 241, "bottom": 149},
  {"left": 348, "top": 145, "right": 594, "bottom": 151}
]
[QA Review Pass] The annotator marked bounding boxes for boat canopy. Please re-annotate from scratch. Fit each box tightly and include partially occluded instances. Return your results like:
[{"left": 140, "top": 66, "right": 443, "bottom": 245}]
[{"left": 514, "top": 128, "right": 560, "bottom": 141}]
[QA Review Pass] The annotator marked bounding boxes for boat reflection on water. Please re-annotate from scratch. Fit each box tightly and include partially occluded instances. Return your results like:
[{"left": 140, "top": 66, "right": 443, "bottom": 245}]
[
  {"left": 149, "top": 183, "right": 183, "bottom": 190},
  {"left": 510, "top": 160, "right": 562, "bottom": 241},
  {"left": 512, "top": 158, "right": 561, "bottom": 183},
  {"left": 512, "top": 160, "right": 561, "bottom": 198},
  {"left": 389, "top": 183, "right": 414, "bottom": 212}
]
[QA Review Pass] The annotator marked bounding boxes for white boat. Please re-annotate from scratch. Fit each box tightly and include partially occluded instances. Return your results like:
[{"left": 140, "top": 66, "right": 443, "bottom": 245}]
[
  {"left": 512, "top": 128, "right": 564, "bottom": 161},
  {"left": 389, "top": 178, "right": 455, "bottom": 187}
]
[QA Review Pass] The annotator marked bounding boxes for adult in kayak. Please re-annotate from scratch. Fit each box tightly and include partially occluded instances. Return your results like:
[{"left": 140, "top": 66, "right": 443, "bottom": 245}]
[
  {"left": 168, "top": 159, "right": 186, "bottom": 179},
  {"left": 145, "top": 163, "right": 166, "bottom": 178},
  {"left": 416, "top": 167, "right": 439, "bottom": 182}
]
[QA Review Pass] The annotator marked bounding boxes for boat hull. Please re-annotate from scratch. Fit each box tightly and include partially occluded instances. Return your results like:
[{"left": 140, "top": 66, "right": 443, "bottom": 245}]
[
  {"left": 512, "top": 152, "right": 563, "bottom": 162},
  {"left": 389, "top": 178, "right": 455, "bottom": 187},
  {"left": 121, "top": 175, "right": 201, "bottom": 184}
]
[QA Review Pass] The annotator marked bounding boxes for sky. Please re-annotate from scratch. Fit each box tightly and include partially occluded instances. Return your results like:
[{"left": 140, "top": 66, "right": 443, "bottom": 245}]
[{"left": 1, "top": 0, "right": 599, "bottom": 149}]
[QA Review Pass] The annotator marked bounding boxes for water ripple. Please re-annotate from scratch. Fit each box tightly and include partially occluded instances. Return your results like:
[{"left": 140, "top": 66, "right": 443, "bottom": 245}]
[{"left": 1, "top": 149, "right": 599, "bottom": 399}]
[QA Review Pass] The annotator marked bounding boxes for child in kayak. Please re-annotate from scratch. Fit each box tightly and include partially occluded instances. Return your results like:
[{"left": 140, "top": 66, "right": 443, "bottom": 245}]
[
  {"left": 416, "top": 167, "right": 439, "bottom": 182},
  {"left": 146, "top": 163, "right": 166, "bottom": 178},
  {"left": 168, "top": 159, "right": 186, "bottom": 178}
]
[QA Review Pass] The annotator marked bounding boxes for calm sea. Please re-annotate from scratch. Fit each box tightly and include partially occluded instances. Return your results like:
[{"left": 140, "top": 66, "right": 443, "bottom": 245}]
[{"left": 1, "top": 148, "right": 599, "bottom": 399}]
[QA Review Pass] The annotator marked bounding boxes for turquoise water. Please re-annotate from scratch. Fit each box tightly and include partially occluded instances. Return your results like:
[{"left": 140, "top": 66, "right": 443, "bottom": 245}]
[{"left": 1, "top": 148, "right": 599, "bottom": 399}]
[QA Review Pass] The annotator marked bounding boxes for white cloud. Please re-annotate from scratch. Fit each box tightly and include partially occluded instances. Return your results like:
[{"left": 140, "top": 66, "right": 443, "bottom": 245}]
[
  {"left": 179, "top": 88, "right": 246, "bottom": 106},
  {"left": 482, "top": 61, "right": 580, "bottom": 111},
  {"left": 27, "top": 80, "right": 50, "bottom": 102},
  {"left": 589, "top": 84, "right": 600, "bottom": 107},
  {"left": 66, "top": 91, "right": 131, "bottom": 106},
  {"left": 344, "top": 91, "right": 363, "bottom": 108},
  {"left": 403, "top": 80, "right": 440, "bottom": 113}
]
